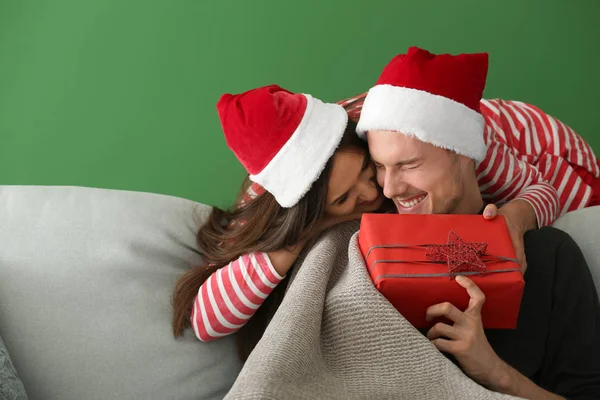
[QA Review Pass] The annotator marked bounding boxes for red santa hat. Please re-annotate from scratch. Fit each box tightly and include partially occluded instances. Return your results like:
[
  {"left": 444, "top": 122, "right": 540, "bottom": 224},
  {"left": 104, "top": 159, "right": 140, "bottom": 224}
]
[
  {"left": 217, "top": 84, "right": 348, "bottom": 207},
  {"left": 356, "top": 47, "right": 489, "bottom": 162}
]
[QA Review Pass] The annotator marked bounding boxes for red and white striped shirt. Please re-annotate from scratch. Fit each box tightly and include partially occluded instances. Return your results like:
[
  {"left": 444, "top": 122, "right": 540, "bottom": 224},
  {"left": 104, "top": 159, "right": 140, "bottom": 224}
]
[
  {"left": 192, "top": 95, "right": 599, "bottom": 342},
  {"left": 192, "top": 252, "right": 283, "bottom": 341},
  {"left": 340, "top": 95, "right": 599, "bottom": 226}
]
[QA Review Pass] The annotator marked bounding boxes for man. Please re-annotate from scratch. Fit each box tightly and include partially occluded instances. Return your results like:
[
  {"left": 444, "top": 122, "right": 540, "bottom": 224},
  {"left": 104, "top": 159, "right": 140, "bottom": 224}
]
[
  {"left": 353, "top": 46, "right": 600, "bottom": 399},
  {"left": 339, "top": 49, "right": 600, "bottom": 273}
]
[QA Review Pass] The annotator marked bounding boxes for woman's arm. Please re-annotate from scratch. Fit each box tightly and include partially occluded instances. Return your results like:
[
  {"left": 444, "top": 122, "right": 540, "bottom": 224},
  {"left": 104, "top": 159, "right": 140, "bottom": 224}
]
[
  {"left": 192, "top": 209, "right": 365, "bottom": 342},
  {"left": 191, "top": 245, "right": 305, "bottom": 342}
]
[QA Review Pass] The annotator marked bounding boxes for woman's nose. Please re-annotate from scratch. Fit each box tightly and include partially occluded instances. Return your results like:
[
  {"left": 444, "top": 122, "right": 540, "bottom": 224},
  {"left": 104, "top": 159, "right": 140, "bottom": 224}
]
[{"left": 358, "top": 175, "right": 379, "bottom": 202}]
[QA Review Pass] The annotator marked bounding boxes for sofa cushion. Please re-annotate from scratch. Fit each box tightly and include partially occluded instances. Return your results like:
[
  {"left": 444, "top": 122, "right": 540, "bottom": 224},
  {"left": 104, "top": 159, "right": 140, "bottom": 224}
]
[
  {"left": 0, "top": 186, "right": 241, "bottom": 400},
  {"left": 552, "top": 205, "right": 600, "bottom": 295}
]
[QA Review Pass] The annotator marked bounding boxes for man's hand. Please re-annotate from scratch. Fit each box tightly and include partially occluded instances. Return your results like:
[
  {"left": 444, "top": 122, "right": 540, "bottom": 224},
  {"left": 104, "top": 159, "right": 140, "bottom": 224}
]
[
  {"left": 483, "top": 200, "right": 537, "bottom": 274},
  {"left": 426, "top": 277, "right": 565, "bottom": 400},
  {"left": 426, "top": 276, "right": 508, "bottom": 388}
]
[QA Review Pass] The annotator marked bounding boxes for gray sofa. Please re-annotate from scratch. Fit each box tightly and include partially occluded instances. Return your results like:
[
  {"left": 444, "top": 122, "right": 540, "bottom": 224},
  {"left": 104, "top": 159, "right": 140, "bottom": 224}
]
[{"left": 0, "top": 186, "right": 599, "bottom": 400}]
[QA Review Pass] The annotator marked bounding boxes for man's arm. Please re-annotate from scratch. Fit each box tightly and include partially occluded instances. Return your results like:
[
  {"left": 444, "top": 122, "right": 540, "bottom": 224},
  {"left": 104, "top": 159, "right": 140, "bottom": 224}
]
[
  {"left": 491, "top": 361, "right": 564, "bottom": 399},
  {"left": 426, "top": 276, "right": 566, "bottom": 399}
]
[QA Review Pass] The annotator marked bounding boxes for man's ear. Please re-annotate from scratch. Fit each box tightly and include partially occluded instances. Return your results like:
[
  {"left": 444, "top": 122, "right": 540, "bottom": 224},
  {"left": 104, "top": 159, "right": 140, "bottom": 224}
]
[
  {"left": 453, "top": 152, "right": 476, "bottom": 176},
  {"left": 454, "top": 152, "right": 475, "bottom": 170}
]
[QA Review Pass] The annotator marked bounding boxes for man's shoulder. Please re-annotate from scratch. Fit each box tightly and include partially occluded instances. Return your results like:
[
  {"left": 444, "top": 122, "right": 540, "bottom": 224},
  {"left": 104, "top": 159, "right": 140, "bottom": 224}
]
[{"left": 524, "top": 226, "right": 579, "bottom": 253}]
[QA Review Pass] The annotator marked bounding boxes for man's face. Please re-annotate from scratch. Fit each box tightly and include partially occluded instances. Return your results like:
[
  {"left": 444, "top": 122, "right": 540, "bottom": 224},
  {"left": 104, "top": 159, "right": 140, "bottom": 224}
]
[{"left": 367, "top": 130, "right": 477, "bottom": 215}]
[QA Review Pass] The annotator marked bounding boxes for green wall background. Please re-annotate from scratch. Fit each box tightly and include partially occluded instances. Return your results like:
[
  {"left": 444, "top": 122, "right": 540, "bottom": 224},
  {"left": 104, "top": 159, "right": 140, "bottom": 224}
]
[{"left": 1, "top": 0, "right": 599, "bottom": 208}]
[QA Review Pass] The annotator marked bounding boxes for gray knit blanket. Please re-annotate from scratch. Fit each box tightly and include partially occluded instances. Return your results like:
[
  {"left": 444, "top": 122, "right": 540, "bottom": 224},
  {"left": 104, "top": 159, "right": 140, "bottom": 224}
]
[{"left": 225, "top": 222, "right": 521, "bottom": 399}]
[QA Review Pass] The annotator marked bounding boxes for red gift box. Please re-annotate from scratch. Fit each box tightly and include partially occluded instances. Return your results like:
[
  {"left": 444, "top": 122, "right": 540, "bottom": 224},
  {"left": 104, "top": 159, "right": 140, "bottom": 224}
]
[{"left": 358, "top": 214, "right": 524, "bottom": 329}]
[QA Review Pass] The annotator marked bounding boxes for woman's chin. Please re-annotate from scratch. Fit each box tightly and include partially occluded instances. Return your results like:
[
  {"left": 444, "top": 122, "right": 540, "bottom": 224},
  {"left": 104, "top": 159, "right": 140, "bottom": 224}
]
[{"left": 359, "top": 195, "right": 385, "bottom": 213}]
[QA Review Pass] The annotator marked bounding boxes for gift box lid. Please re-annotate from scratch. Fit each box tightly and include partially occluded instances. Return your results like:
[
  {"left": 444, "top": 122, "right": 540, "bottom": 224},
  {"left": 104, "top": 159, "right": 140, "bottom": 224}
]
[{"left": 358, "top": 214, "right": 520, "bottom": 279}]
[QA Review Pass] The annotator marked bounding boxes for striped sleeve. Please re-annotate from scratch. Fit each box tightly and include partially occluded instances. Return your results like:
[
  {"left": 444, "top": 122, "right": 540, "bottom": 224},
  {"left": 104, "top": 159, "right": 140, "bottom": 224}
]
[
  {"left": 337, "top": 92, "right": 367, "bottom": 122},
  {"left": 509, "top": 183, "right": 559, "bottom": 228},
  {"left": 475, "top": 125, "right": 560, "bottom": 227},
  {"left": 478, "top": 99, "right": 598, "bottom": 226},
  {"left": 512, "top": 101, "right": 598, "bottom": 214},
  {"left": 191, "top": 252, "right": 284, "bottom": 342}
]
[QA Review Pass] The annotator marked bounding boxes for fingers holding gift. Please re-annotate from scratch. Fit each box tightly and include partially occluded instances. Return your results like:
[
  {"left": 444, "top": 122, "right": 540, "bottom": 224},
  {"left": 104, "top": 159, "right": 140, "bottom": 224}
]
[
  {"left": 426, "top": 277, "right": 487, "bottom": 353},
  {"left": 425, "top": 276, "right": 485, "bottom": 324},
  {"left": 425, "top": 302, "right": 465, "bottom": 324},
  {"left": 455, "top": 275, "right": 486, "bottom": 314},
  {"left": 483, "top": 203, "right": 498, "bottom": 220},
  {"left": 426, "top": 322, "right": 460, "bottom": 341}
]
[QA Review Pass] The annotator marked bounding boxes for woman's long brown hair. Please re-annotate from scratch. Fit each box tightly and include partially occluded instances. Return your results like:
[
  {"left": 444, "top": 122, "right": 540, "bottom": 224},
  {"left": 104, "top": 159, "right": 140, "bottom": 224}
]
[{"left": 172, "top": 120, "right": 367, "bottom": 360}]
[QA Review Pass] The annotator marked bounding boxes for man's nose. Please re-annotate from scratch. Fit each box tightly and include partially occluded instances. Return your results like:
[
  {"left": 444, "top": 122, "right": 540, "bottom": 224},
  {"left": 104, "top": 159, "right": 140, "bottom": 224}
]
[{"left": 382, "top": 170, "right": 407, "bottom": 199}]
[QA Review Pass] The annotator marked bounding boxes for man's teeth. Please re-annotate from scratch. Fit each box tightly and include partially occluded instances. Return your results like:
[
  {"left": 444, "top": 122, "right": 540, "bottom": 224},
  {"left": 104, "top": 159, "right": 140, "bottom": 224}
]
[{"left": 397, "top": 194, "right": 426, "bottom": 208}]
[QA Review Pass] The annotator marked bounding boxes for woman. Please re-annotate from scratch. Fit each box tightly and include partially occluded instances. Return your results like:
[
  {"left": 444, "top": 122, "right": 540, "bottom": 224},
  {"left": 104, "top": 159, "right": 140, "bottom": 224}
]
[{"left": 172, "top": 84, "right": 387, "bottom": 360}]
